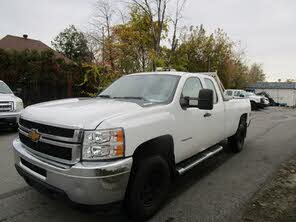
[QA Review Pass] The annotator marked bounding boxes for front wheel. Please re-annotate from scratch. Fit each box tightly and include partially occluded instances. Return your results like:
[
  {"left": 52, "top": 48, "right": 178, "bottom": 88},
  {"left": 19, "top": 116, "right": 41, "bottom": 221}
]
[
  {"left": 228, "top": 119, "right": 247, "bottom": 153},
  {"left": 125, "top": 156, "right": 171, "bottom": 220}
]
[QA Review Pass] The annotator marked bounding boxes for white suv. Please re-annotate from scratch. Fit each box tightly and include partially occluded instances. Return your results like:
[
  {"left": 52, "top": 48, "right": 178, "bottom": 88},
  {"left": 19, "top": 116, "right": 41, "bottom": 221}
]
[{"left": 0, "top": 80, "right": 24, "bottom": 129}]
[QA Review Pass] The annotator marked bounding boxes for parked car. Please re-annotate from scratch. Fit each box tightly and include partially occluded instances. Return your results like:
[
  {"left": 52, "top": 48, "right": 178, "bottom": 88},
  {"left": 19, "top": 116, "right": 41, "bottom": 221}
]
[
  {"left": 247, "top": 92, "right": 269, "bottom": 109},
  {"left": 13, "top": 72, "right": 251, "bottom": 220},
  {"left": 0, "top": 80, "right": 23, "bottom": 130},
  {"left": 224, "top": 89, "right": 268, "bottom": 110},
  {"left": 256, "top": 91, "right": 278, "bottom": 106}
]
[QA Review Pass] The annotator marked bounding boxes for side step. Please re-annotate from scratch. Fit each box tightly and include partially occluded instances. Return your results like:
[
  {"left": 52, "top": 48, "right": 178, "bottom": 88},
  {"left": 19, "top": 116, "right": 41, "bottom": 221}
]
[{"left": 176, "top": 145, "right": 223, "bottom": 175}]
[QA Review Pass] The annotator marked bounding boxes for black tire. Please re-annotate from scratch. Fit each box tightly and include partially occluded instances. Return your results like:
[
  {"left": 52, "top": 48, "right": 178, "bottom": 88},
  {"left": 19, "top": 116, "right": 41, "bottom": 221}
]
[
  {"left": 228, "top": 118, "right": 247, "bottom": 153},
  {"left": 250, "top": 101, "right": 257, "bottom": 111},
  {"left": 125, "top": 156, "right": 171, "bottom": 220}
]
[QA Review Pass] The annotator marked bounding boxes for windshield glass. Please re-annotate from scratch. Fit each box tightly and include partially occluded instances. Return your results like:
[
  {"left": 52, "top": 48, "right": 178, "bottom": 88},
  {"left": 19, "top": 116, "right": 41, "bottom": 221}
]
[
  {"left": 0, "top": 82, "right": 13, "bottom": 94},
  {"left": 99, "top": 74, "right": 180, "bottom": 103},
  {"left": 246, "top": 92, "right": 255, "bottom": 96}
]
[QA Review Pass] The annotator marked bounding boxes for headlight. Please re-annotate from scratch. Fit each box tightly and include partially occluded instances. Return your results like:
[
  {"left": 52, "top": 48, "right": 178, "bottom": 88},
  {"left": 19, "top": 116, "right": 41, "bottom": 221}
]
[
  {"left": 15, "top": 101, "right": 23, "bottom": 112},
  {"left": 82, "top": 128, "right": 125, "bottom": 160}
]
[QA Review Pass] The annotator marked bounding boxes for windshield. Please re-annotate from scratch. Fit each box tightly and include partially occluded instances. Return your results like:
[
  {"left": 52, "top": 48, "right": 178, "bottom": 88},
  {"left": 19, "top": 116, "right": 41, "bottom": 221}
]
[
  {"left": 99, "top": 74, "right": 180, "bottom": 103},
  {"left": 246, "top": 92, "right": 255, "bottom": 96},
  {"left": 0, "top": 82, "right": 13, "bottom": 94}
]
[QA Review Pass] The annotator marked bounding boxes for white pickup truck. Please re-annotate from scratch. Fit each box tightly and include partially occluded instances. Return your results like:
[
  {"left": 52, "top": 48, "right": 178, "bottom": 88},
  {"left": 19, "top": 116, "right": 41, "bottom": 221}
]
[
  {"left": 225, "top": 89, "right": 269, "bottom": 110},
  {"left": 0, "top": 80, "right": 23, "bottom": 129},
  {"left": 13, "top": 72, "right": 251, "bottom": 220}
]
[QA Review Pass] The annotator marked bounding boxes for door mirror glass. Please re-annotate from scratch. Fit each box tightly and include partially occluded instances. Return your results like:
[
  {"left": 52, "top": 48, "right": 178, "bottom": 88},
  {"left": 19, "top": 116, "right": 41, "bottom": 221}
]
[
  {"left": 198, "top": 89, "right": 214, "bottom": 110},
  {"left": 180, "top": 96, "right": 199, "bottom": 108}
]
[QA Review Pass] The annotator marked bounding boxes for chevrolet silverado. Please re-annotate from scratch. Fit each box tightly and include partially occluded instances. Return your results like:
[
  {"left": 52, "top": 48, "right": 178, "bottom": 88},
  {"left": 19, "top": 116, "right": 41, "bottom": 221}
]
[{"left": 13, "top": 72, "right": 251, "bottom": 220}]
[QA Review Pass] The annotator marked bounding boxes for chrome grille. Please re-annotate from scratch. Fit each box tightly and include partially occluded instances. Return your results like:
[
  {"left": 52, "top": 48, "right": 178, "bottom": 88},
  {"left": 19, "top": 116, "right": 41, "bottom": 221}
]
[
  {"left": 19, "top": 118, "right": 75, "bottom": 138},
  {"left": 19, "top": 118, "right": 82, "bottom": 165},
  {"left": 0, "top": 101, "right": 13, "bottom": 112}
]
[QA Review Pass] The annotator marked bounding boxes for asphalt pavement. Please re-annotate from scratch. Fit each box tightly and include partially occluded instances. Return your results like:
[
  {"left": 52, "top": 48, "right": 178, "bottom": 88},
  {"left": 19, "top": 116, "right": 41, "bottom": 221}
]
[{"left": 1, "top": 107, "right": 296, "bottom": 222}]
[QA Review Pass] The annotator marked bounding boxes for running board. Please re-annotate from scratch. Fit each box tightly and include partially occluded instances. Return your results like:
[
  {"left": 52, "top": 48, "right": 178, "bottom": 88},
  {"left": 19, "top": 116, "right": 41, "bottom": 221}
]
[{"left": 176, "top": 145, "right": 223, "bottom": 175}]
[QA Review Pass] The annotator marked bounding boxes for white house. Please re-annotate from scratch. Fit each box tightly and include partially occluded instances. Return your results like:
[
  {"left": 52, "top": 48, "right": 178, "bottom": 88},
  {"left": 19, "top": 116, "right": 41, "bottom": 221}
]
[{"left": 247, "top": 82, "right": 296, "bottom": 107}]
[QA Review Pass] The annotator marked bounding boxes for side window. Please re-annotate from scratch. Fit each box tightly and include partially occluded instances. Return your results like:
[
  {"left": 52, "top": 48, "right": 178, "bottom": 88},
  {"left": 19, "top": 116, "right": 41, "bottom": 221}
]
[
  {"left": 234, "top": 91, "right": 240, "bottom": 97},
  {"left": 205, "top": 78, "right": 218, "bottom": 104},
  {"left": 239, "top": 91, "right": 245, "bottom": 97},
  {"left": 181, "top": 77, "right": 203, "bottom": 98},
  {"left": 226, "top": 90, "right": 233, "bottom": 96}
]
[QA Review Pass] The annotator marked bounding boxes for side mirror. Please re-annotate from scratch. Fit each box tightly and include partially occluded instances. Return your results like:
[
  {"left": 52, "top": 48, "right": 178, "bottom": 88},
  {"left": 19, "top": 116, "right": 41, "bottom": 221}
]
[
  {"left": 180, "top": 96, "right": 199, "bottom": 108},
  {"left": 240, "top": 94, "right": 245, "bottom": 98},
  {"left": 198, "top": 89, "right": 213, "bottom": 110}
]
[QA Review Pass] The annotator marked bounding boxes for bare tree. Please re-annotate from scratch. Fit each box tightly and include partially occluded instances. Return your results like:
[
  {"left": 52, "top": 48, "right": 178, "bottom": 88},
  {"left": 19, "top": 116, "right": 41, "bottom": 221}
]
[
  {"left": 89, "top": 0, "right": 116, "bottom": 70},
  {"left": 131, "top": 0, "right": 169, "bottom": 70},
  {"left": 168, "top": 0, "right": 187, "bottom": 67}
]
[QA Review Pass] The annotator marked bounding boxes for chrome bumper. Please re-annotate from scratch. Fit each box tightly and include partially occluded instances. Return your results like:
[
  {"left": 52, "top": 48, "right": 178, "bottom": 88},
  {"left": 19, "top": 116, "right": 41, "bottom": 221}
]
[
  {"left": 13, "top": 139, "right": 133, "bottom": 205},
  {"left": 0, "top": 112, "right": 21, "bottom": 119},
  {"left": 0, "top": 112, "right": 20, "bottom": 124}
]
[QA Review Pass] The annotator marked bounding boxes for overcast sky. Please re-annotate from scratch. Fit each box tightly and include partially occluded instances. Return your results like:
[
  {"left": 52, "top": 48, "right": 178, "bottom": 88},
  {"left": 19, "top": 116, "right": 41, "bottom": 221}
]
[{"left": 1, "top": 0, "right": 296, "bottom": 81}]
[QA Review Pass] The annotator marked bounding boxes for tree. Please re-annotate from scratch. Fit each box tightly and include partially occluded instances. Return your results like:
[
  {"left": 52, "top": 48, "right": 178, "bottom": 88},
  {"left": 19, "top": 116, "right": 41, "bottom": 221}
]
[
  {"left": 131, "top": 0, "right": 169, "bottom": 70},
  {"left": 167, "top": 0, "right": 187, "bottom": 67},
  {"left": 112, "top": 6, "right": 155, "bottom": 73},
  {"left": 248, "top": 63, "right": 265, "bottom": 84},
  {"left": 168, "top": 25, "right": 253, "bottom": 88},
  {"left": 81, "top": 1, "right": 266, "bottom": 92},
  {"left": 52, "top": 25, "right": 93, "bottom": 63},
  {"left": 89, "top": 0, "right": 116, "bottom": 70},
  {"left": 286, "top": 79, "right": 296, "bottom": 82},
  {"left": 0, "top": 49, "right": 83, "bottom": 105}
]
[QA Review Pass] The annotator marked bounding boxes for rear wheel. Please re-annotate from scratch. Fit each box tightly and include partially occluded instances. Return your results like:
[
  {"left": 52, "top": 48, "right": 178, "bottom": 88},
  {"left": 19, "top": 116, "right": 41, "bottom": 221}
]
[
  {"left": 228, "top": 118, "right": 247, "bottom": 153},
  {"left": 125, "top": 156, "right": 171, "bottom": 220},
  {"left": 250, "top": 101, "right": 257, "bottom": 111}
]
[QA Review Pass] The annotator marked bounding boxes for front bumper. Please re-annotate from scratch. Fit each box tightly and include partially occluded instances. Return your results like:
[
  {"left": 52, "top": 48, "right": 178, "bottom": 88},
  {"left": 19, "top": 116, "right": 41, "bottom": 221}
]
[
  {"left": 0, "top": 112, "right": 21, "bottom": 126},
  {"left": 13, "top": 139, "right": 133, "bottom": 205}
]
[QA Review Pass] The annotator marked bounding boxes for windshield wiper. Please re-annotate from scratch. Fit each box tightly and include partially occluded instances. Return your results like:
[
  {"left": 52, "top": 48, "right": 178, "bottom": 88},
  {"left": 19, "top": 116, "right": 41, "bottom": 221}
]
[
  {"left": 98, "top": 95, "right": 112, "bottom": 98},
  {"left": 113, "top": 96, "right": 148, "bottom": 101}
]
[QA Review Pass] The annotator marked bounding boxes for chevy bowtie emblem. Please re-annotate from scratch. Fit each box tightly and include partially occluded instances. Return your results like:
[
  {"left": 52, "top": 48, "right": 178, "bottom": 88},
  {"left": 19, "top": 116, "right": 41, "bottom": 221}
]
[{"left": 28, "top": 130, "right": 40, "bottom": 142}]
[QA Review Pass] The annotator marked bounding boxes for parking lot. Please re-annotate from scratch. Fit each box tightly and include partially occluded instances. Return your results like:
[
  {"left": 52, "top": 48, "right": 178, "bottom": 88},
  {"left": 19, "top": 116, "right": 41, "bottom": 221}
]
[{"left": 1, "top": 107, "right": 296, "bottom": 222}]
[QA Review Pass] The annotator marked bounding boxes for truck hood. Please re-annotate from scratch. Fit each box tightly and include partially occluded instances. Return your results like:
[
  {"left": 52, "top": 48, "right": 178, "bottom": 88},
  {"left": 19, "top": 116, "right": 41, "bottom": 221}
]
[
  {"left": 248, "top": 95, "right": 262, "bottom": 102},
  {"left": 0, "top": 93, "right": 22, "bottom": 102},
  {"left": 21, "top": 98, "right": 143, "bottom": 129}
]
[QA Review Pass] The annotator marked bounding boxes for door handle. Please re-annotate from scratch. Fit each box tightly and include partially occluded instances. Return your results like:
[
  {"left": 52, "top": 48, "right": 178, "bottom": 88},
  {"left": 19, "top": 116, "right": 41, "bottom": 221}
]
[{"left": 204, "top": 112, "right": 212, "bottom": 118}]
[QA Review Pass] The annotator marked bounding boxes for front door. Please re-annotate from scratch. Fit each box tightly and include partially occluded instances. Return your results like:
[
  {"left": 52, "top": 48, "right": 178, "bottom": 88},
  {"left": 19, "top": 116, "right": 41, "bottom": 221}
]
[{"left": 176, "top": 77, "right": 209, "bottom": 160}]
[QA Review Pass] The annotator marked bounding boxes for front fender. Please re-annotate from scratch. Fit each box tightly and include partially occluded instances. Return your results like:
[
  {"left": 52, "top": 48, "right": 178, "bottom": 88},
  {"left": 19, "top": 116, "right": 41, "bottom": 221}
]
[{"left": 98, "top": 108, "right": 176, "bottom": 157}]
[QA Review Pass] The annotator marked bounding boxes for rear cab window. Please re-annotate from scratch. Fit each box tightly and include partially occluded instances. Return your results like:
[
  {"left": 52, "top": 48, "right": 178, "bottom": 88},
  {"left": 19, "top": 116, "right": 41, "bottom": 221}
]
[{"left": 204, "top": 78, "right": 219, "bottom": 104}]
